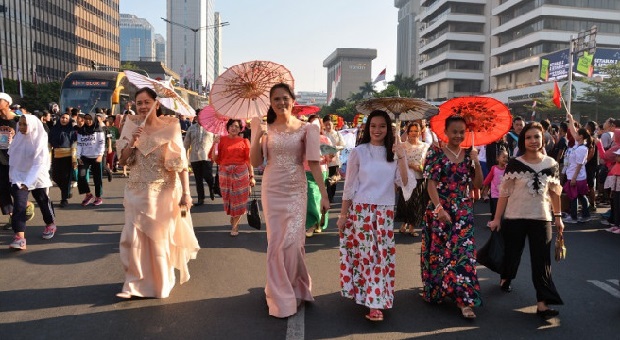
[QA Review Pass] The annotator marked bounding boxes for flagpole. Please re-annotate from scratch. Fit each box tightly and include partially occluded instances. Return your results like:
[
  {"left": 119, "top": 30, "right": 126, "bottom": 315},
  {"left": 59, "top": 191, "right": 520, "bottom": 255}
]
[
  {"left": 0, "top": 65, "right": 4, "bottom": 93},
  {"left": 567, "top": 35, "right": 574, "bottom": 114}
]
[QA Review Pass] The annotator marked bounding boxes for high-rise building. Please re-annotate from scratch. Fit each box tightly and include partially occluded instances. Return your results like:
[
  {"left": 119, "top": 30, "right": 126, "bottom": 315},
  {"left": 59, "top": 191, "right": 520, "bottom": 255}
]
[
  {"left": 490, "top": 1, "right": 620, "bottom": 92},
  {"left": 395, "top": 0, "right": 421, "bottom": 79},
  {"left": 120, "top": 14, "right": 155, "bottom": 62},
  {"left": 154, "top": 34, "right": 166, "bottom": 63},
  {"left": 0, "top": 0, "right": 120, "bottom": 82},
  {"left": 396, "top": 1, "right": 620, "bottom": 102},
  {"left": 166, "top": 0, "right": 215, "bottom": 91},
  {"left": 416, "top": 0, "right": 489, "bottom": 101},
  {"left": 323, "top": 49, "right": 377, "bottom": 104}
]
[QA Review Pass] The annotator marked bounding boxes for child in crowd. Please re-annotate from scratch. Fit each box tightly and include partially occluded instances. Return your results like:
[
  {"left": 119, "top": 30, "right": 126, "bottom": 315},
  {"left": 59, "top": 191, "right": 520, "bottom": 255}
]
[{"left": 483, "top": 149, "right": 509, "bottom": 220}]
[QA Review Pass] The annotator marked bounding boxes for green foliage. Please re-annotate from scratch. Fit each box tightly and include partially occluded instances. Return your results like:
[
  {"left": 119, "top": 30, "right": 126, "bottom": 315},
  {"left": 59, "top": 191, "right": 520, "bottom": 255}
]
[
  {"left": 1, "top": 78, "right": 61, "bottom": 112},
  {"left": 577, "top": 63, "right": 620, "bottom": 117}
]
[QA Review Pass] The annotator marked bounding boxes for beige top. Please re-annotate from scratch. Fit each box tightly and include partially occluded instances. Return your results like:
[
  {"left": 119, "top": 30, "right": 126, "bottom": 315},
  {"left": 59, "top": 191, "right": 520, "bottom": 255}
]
[{"left": 500, "top": 156, "right": 562, "bottom": 221}]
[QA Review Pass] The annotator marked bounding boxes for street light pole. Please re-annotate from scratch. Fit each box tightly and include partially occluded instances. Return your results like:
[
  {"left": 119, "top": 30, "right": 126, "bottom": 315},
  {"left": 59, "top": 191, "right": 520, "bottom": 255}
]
[{"left": 161, "top": 18, "right": 229, "bottom": 92}]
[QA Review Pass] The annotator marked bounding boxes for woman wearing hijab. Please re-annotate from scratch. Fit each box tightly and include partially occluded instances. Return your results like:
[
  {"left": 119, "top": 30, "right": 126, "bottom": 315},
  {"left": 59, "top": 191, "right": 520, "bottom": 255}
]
[
  {"left": 8, "top": 114, "right": 57, "bottom": 250},
  {"left": 116, "top": 87, "right": 199, "bottom": 299},
  {"left": 76, "top": 113, "right": 106, "bottom": 206},
  {"left": 49, "top": 111, "right": 77, "bottom": 207}
]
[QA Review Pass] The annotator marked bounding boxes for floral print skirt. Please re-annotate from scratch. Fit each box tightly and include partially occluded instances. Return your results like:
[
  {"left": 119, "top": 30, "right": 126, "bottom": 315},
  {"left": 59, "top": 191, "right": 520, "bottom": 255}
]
[
  {"left": 340, "top": 203, "right": 396, "bottom": 309},
  {"left": 420, "top": 199, "right": 482, "bottom": 307}
]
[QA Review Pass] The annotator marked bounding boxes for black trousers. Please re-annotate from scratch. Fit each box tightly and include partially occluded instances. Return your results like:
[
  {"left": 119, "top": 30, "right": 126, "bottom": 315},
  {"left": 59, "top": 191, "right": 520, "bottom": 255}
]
[
  {"left": 0, "top": 163, "right": 12, "bottom": 215},
  {"left": 78, "top": 156, "right": 103, "bottom": 198},
  {"left": 501, "top": 219, "right": 563, "bottom": 305},
  {"left": 11, "top": 184, "right": 55, "bottom": 233},
  {"left": 191, "top": 160, "right": 214, "bottom": 201},
  {"left": 52, "top": 156, "right": 73, "bottom": 201},
  {"left": 325, "top": 165, "right": 339, "bottom": 202}
]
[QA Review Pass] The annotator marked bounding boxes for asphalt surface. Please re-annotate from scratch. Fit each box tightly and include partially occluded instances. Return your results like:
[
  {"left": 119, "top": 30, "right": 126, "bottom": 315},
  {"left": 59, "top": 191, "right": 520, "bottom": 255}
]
[{"left": 1, "top": 173, "right": 619, "bottom": 339}]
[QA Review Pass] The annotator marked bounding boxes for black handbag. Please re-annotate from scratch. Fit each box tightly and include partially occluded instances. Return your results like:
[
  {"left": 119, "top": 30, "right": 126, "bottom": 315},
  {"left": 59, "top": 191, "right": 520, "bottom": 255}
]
[
  {"left": 477, "top": 230, "right": 505, "bottom": 274},
  {"left": 247, "top": 188, "right": 262, "bottom": 230}
]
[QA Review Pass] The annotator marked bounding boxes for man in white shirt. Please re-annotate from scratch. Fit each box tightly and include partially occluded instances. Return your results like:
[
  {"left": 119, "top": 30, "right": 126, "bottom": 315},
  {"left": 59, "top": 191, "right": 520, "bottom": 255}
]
[
  {"left": 323, "top": 116, "right": 345, "bottom": 202},
  {"left": 184, "top": 117, "right": 215, "bottom": 205}
]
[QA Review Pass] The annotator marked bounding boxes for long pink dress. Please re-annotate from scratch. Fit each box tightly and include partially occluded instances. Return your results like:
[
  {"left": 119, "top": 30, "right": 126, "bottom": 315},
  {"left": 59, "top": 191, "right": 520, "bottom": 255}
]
[
  {"left": 262, "top": 123, "right": 320, "bottom": 318},
  {"left": 117, "top": 116, "right": 200, "bottom": 298}
]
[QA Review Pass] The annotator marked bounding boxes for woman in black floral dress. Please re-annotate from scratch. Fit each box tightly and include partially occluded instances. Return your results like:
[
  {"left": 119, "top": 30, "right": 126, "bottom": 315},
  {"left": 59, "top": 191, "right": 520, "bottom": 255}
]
[{"left": 421, "top": 115, "right": 483, "bottom": 319}]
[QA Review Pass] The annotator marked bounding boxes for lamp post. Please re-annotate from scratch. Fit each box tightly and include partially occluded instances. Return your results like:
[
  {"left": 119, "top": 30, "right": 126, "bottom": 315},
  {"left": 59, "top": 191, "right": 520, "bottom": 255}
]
[
  {"left": 162, "top": 18, "right": 229, "bottom": 92},
  {"left": 594, "top": 74, "right": 604, "bottom": 123}
]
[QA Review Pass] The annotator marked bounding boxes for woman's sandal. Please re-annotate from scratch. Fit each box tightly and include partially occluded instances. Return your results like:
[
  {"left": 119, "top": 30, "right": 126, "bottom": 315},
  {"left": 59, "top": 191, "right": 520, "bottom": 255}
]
[
  {"left": 399, "top": 224, "right": 409, "bottom": 234},
  {"left": 460, "top": 306, "right": 476, "bottom": 319},
  {"left": 230, "top": 226, "right": 239, "bottom": 237},
  {"left": 116, "top": 292, "right": 132, "bottom": 299},
  {"left": 305, "top": 226, "right": 316, "bottom": 237},
  {"left": 365, "top": 309, "right": 384, "bottom": 322}
]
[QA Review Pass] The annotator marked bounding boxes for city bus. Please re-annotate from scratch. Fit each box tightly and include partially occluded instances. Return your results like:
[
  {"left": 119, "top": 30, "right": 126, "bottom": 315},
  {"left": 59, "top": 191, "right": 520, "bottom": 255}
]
[{"left": 59, "top": 71, "right": 208, "bottom": 115}]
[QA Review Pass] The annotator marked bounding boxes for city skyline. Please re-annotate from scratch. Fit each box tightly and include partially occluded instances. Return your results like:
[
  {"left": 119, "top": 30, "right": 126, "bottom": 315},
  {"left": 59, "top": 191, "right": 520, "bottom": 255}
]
[{"left": 119, "top": 0, "right": 398, "bottom": 93}]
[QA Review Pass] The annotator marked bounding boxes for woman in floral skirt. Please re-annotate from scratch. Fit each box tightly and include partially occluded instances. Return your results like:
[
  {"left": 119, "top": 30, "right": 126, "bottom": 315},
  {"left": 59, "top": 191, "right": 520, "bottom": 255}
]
[
  {"left": 337, "top": 110, "right": 410, "bottom": 322},
  {"left": 421, "top": 115, "right": 483, "bottom": 319}
]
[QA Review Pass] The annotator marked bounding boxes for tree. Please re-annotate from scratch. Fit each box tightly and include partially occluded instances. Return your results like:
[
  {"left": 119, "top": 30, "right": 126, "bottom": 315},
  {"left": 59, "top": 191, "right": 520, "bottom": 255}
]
[
  {"left": 1, "top": 78, "right": 61, "bottom": 112},
  {"left": 388, "top": 74, "right": 425, "bottom": 98},
  {"left": 358, "top": 82, "right": 376, "bottom": 98},
  {"left": 577, "top": 63, "right": 620, "bottom": 121}
]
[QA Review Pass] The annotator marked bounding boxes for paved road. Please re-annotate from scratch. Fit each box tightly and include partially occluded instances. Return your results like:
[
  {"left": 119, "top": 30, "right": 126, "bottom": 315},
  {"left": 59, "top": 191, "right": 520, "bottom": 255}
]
[{"left": 1, "top": 174, "right": 619, "bottom": 339}]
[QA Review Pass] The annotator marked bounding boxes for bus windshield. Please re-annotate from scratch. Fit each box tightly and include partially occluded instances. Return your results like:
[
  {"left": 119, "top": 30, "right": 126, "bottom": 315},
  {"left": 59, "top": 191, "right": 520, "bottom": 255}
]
[{"left": 60, "top": 88, "right": 113, "bottom": 114}]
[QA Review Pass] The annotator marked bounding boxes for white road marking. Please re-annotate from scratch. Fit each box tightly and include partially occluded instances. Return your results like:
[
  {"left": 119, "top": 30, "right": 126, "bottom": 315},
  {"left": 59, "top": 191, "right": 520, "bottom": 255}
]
[
  {"left": 286, "top": 303, "right": 304, "bottom": 340},
  {"left": 607, "top": 279, "right": 619, "bottom": 287},
  {"left": 588, "top": 280, "right": 620, "bottom": 298}
]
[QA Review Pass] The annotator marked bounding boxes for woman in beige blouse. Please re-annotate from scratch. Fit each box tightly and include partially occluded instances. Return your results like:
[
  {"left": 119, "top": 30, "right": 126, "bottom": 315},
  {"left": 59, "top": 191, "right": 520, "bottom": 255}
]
[{"left": 395, "top": 121, "right": 429, "bottom": 236}]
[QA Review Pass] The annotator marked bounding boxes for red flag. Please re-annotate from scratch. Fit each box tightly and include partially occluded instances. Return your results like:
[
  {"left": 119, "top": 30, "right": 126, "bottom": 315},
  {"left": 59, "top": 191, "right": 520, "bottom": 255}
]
[
  {"left": 552, "top": 82, "right": 561, "bottom": 108},
  {"left": 373, "top": 68, "right": 386, "bottom": 84}
]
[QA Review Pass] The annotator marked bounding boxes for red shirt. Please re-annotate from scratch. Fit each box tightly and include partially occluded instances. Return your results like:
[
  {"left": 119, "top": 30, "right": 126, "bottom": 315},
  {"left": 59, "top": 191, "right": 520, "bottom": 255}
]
[{"left": 216, "top": 136, "right": 250, "bottom": 165}]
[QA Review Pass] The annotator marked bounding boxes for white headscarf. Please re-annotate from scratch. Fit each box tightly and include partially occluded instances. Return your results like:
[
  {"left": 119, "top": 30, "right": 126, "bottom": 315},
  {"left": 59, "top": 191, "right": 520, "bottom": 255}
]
[{"left": 8, "top": 114, "right": 52, "bottom": 189}]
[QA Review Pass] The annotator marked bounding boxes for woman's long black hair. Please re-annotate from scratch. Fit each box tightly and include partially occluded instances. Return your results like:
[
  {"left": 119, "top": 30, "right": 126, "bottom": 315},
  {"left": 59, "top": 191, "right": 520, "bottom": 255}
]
[
  {"left": 267, "top": 83, "right": 295, "bottom": 124},
  {"left": 359, "top": 110, "right": 395, "bottom": 162}
]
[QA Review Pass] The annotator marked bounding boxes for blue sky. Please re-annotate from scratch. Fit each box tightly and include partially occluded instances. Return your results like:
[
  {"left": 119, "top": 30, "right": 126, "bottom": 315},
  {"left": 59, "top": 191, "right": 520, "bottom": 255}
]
[{"left": 120, "top": 0, "right": 398, "bottom": 92}]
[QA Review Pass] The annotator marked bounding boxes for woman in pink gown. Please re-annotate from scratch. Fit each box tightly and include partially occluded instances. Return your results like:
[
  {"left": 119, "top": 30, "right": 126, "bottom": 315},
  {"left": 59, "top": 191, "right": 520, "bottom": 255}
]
[
  {"left": 116, "top": 87, "right": 199, "bottom": 299},
  {"left": 250, "top": 83, "right": 330, "bottom": 318}
]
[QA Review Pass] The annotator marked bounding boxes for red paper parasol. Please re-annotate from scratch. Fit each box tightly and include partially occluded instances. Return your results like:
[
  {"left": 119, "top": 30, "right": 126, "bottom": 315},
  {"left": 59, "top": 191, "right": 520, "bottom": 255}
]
[
  {"left": 292, "top": 105, "right": 320, "bottom": 116},
  {"left": 198, "top": 105, "right": 232, "bottom": 136},
  {"left": 209, "top": 61, "right": 294, "bottom": 120},
  {"left": 430, "top": 96, "right": 512, "bottom": 147}
]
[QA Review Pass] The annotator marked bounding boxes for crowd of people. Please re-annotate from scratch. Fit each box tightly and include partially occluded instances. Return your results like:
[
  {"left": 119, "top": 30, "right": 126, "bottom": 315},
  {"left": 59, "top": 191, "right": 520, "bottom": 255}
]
[{"left": 3, "top": 86, "right": 618, "bottom": 324}]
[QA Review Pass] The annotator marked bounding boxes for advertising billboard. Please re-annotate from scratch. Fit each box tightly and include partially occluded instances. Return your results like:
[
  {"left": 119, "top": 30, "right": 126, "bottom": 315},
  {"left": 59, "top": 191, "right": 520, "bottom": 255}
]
[{"left": 538, "top": 48, "right": 620, "bottom": 81}]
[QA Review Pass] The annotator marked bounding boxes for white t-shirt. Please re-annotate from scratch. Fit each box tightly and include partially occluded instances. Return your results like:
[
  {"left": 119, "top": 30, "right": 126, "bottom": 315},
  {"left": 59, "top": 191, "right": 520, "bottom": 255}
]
[{"left": 565, "top": 144, "right": 588, "bottom": 181}]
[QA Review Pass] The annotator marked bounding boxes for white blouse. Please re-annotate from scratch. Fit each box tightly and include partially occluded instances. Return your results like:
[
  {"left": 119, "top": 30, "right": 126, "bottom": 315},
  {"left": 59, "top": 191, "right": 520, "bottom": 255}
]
[{"left": 342, "top": 144, "right": 406, "bottom": 206}]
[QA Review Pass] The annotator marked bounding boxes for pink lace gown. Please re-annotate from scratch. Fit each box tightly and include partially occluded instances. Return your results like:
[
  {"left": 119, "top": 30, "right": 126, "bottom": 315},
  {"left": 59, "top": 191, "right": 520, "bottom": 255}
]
[
  {"left": 117, "top": 118, "right": 200, "bottom": 298},
  {"left": 262, "top": 123, "right": 320, "bottom": 318}
]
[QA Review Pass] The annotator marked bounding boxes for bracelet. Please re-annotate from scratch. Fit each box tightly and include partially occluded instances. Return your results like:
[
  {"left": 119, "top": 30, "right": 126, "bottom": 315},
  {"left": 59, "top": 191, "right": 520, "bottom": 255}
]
[
  {"left": 433, "top": 204, "right": 444, "bottom": 215},
  {"left": 182, "top": 192, "right": 191, "bottom": 196},
  {"left": 249, "top": 175, "right": 254, "bottom": 179},
  {"left": 553, "top": 213, "right": 562, "bottom": 217},
  {"left": 339, "top": 213, "right": 348, "bottom": 218}
]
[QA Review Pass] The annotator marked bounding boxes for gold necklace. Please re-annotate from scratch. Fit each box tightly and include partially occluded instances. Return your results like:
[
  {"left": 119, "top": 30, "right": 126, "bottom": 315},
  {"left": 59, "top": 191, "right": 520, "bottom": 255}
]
[{"left": 444, "top": 146, "right": 462, "bottom": 159}]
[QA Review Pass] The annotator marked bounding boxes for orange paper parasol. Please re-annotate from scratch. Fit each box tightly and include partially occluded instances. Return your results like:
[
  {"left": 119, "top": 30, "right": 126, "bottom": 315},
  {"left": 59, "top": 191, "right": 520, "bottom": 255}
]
[
  {"left": 430, "top": 96, "right": 512, "bottom": 148},
  {"left": 209, "top": 61, "right": 294, "bottom": 120}
]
